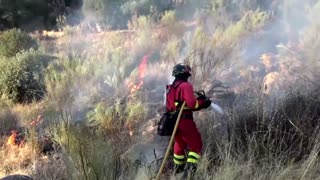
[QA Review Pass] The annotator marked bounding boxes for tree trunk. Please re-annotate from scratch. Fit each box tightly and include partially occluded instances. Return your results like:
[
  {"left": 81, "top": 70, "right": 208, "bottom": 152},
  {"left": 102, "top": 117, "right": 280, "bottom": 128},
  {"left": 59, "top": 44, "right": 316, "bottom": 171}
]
[{"left": 11, "top": 0, "right": 18, "bottom": 27}]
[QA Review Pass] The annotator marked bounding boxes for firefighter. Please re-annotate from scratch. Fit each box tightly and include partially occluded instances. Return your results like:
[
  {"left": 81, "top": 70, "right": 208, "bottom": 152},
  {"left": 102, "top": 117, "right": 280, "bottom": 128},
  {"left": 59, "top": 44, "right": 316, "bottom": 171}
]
[{"left": 168, "top": 63, "right": 211, "bottom": 176}]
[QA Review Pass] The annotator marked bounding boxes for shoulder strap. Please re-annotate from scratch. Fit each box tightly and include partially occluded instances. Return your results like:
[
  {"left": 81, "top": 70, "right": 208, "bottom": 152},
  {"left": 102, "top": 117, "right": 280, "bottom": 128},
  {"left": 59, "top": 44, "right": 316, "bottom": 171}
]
[
  {"left": 173, "top": 81, "right": 186, "bottom": 108},
  {"left": 173, "top": 81, "right": 184, "bottom": 89}
]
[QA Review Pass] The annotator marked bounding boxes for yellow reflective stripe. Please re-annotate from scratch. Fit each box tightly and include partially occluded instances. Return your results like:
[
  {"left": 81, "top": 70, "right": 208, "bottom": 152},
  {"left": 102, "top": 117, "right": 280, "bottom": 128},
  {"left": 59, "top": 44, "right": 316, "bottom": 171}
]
[
  {"left": 195, "top": 100, "right": 199, "bottom": 109},
  {"left": 188, "top": 152, "right": 201, "bottom": 159},
  {"left": 175, "top": 101, "right": 199, "bottom": 109},
  {"left": 175, "top": 102, "right": 191, "bottom": 109},
  {"left": 174, "top": 154, "right": 185, "bottom": 159},
  {"left": 187, "top": 158, "right": 198, "bottom": 164},
  {"left": 174, "top": 159, "right": 184, "bottom": 165}
]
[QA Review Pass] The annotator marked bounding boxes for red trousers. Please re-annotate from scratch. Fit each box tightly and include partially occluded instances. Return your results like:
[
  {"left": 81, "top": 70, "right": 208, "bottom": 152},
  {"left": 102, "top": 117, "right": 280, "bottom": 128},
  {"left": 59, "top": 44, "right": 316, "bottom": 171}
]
[{"left": 173, "top": 119, "right": 202, "bottom": 156}]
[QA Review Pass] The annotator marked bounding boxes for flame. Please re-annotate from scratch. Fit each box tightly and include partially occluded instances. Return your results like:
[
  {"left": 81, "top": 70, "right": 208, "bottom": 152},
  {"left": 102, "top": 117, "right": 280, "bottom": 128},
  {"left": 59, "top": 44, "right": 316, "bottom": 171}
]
[
  {"left": 260, "top": 53, "right": 274, "bottom": 70},
  {"left": 127, "top": 54, "right": 150, "bottom": 94},
  {"left": 6, "top": 115, "right": 43, "bottom": 148},
  {"left": 138, "top": 55, "right": 148, "bottom": 79},
  {"left": 7, "top": 130, "right": 18, "bottom": 146},
  {"left": 128, "top": 81, "right": 144, "bottom": 94},
  {"left": 7, "top": 130, "right": 24, "bottom": 148}
]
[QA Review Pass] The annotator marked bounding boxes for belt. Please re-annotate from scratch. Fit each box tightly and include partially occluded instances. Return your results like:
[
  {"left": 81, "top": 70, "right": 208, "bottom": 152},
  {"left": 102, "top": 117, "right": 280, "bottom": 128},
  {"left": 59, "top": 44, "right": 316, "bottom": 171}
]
[{"left": 180, "top": 113, "right": 193, "bottom": 120}]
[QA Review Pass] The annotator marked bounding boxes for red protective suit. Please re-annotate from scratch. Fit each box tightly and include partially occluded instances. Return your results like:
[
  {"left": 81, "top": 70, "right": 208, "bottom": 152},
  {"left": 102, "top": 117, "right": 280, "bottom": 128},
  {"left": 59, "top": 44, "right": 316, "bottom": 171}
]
[{"left": 169, "top": 80, "right": 204, "bottom": 166}]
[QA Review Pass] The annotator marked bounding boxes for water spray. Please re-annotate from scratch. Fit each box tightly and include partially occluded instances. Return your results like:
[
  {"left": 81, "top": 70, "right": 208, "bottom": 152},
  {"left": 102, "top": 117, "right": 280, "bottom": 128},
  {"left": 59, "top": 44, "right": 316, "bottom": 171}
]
[
  {"left": 195, "top": 90, "right": 225, "bottom": 115},
  {"left": 210, "top": 102, "right": 224, "bottom": 115}
]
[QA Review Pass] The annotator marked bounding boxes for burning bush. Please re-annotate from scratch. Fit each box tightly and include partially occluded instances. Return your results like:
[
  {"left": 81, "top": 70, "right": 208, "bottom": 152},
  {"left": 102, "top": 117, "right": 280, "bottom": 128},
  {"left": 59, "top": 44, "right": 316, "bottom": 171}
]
[
  {"left": 2, "top": 1, "right": 320, "bottom": 179},
  {"left": 6, "top": 130, "right": 25, "bottom": 148},
  {"left": 0, "top": 139, "right": 33, "bottom": 177},
  {"left": 0, "top": 131, "right": 65, "bottom": 179}
]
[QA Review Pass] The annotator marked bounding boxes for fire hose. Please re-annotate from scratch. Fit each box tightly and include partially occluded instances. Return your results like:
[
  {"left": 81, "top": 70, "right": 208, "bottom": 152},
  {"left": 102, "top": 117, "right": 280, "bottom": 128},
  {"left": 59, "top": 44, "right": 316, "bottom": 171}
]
[
  {"left": 155, "top": 101, "right": 186, "bottom": 180},
  {"left": 195, "top": 90, "right": 224, "bottom": 115}
]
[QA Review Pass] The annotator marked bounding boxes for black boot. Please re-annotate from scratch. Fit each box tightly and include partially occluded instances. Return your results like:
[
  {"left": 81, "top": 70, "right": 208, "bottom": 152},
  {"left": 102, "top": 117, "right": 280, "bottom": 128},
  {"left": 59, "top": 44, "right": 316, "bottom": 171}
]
[
  {"left": 183, "top": 163, "right": 197, "bottom": 179},
  {"left": 174, "top": 164, "right": 185, "bottom": 175}
]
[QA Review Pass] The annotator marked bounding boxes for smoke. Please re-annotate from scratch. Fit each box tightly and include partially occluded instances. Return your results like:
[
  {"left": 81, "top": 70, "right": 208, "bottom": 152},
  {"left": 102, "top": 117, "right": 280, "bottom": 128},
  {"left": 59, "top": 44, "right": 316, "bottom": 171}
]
[
  {"left": 60, "top": 0, "right": 320, "bottom": 124},
  {"left": 216, "top": 1, "right": 320, "bottom": 87},
  {"left": 39, "top": 3, "right": 320, "bottom": 175}
]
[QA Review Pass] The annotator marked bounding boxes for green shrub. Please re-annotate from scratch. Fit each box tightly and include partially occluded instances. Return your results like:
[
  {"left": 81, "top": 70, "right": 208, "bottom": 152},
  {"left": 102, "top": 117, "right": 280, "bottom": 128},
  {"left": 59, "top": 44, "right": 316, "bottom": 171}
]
[
  {"left": 0, "top": 50, "right": 51, "bottom": 103},
  {"left": 121, "top": 0, "right": 173, "bottom": 21},
  {"left": 160, "top": 10, "right": 176, "bottom": 26},
  {"left": 0, "top": 28, "right": 38, "bottom": 58},
  {"left": 44, "top": 58, "right": 83, "bottom": 112},
  {"left": 82, "top": 0, "right": 127, "bottom": 29},
  {"left": 53, "top": 122, "right": 118, "bottom": 179},
  {"left": 87, "top": 98, "right": 145, "bottom": 133},
  {"left": 161, "top": 37, "right": 181, "bottom": 64}
]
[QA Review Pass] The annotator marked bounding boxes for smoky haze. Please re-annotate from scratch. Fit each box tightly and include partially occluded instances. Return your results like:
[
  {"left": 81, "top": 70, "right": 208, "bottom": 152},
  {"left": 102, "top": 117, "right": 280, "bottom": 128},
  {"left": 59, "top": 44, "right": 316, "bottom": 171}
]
[{"left": 66, "top": 0, "right": 320, "bottom": 122}]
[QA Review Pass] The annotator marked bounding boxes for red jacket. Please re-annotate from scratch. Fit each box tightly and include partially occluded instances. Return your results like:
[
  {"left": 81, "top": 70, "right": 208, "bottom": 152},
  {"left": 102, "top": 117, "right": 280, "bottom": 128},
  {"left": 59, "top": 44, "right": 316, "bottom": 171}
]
[{"left": 173, "top": 80, "right": 203, "bottom": 111}]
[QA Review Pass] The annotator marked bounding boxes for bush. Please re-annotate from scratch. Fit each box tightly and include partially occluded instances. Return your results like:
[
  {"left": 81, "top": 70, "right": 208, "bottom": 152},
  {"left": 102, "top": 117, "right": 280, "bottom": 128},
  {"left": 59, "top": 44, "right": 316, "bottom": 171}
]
[
  {"left": 87, "top": 97, "right": 145, "bottom": 134},
  {"left": 82, "top": 0, "right": 127, "bottom": 29},
  {"left": 82, "top": 0, "right": 175, "bottom": 29},
  {"left": 0, "top": 28, "right": 38, "bottom": 58},
  {"left": 121, "top": 0, "right": 173, "bottom": 21},
  {"left": 53, "top": 122, "right": 118, "bottom": 179},
  {"left": 0, "top": 50, "right": 52, "bottom": 103},
  {"left": 221, "top": 85, "right": 320, "bottom": 163}
]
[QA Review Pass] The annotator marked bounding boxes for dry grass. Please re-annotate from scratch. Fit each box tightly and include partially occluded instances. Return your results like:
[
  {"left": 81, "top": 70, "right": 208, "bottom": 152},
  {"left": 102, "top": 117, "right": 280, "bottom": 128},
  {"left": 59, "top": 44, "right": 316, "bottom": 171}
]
[
  {"left": 1, "top": 2, "right": 320, "bottom": 180},
  {"left": 0, "top": 108, "right": 19, "bottom": 136},
  {"left": 0, "top": 143, "right": 35, "bottom": 177},
  {"left": 32, "top": 154, "right": 68, "bottom": 180},
  {"left": 0, "top": 134, "right": 69, "bottom": 180},
  {"left": 11, "top": 102, "right": 46, "bottom": 127}
]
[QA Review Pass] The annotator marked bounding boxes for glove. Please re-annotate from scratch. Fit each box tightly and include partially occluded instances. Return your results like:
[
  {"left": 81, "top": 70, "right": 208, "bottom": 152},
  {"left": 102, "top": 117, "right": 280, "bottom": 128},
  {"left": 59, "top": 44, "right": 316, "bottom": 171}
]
[
  {"left": 195, "top": 90, "right": 212, "bottom": 110},
  {"left": 198, "top": 97, "right": 211, "bottom": 109},
  {"left": 195, "top": 90, "right": 206, "bottom": 99}
]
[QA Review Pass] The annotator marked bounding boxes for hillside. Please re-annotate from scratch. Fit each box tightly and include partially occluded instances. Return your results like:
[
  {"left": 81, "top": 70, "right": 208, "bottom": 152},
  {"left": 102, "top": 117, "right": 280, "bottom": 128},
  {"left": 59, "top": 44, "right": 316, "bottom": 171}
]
[{"left": 1, "top": 1, "right": 320, "bottom": 180}]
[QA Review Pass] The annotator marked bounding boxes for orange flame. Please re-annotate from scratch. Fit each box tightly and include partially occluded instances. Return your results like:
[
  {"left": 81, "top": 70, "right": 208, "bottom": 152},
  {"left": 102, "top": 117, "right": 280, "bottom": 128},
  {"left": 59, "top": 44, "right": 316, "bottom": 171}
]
[
  {"left": 7, "top": 130, "right": 18, "bottom": 146},
  {"left": 138, "top": 55, "right": 148, "bottom": 79},
  {"left": 7, "top": 130, "right": 24, "bottom": 148},
  {"left": 127, "top": 54, "right": 150, "bottom": 93}
]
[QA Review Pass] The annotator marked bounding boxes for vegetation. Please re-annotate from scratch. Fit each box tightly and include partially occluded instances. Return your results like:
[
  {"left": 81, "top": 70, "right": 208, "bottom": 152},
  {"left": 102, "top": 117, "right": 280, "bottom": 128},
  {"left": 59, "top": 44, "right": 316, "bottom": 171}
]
[
  {"left": 0, "top": 29, "right": 38, "bottom": 57},
  {"left": 0, "top": 0, "right": 82, "bottom": 30},
  {"left": 0, "top": 49, "right": 52, "bottom": 103},
  {"left": 1, "top": 0, "right": 320, "bottom": 180}
]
